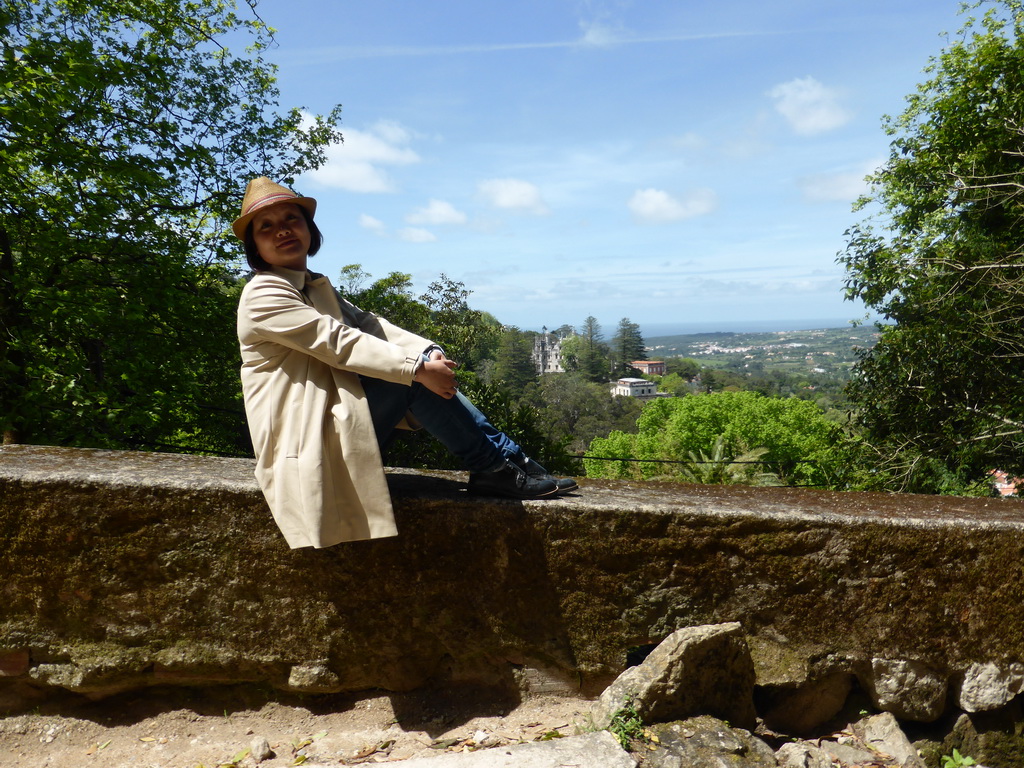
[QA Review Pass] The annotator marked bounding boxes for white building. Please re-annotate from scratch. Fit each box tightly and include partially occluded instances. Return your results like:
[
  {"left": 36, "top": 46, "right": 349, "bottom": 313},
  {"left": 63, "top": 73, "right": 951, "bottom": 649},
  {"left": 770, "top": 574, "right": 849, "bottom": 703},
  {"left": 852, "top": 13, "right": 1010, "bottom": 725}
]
[
  {"left": 532, "top": 330, "right": 566, "bottom": 374},
  {"left": 613, "top": 377, "right": 657, "bottom": 398}
]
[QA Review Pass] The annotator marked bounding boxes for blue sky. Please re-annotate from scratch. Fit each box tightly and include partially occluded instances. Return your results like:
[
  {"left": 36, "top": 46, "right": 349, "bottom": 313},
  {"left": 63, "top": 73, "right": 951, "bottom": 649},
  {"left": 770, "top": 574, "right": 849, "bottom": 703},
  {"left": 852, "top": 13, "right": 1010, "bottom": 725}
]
[{"left": 251, "top": 0, "right": 968, "bottom": 333}]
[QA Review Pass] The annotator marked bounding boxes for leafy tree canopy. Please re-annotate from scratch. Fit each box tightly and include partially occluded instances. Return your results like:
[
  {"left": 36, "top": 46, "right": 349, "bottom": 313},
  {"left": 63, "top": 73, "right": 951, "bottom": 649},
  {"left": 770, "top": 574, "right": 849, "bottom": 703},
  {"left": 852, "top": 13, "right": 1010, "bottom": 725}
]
[
  {"left": 839, "top": 0, "right": 1024, "bottom": 484},
  {"left": 585, "top": 391, "right": 850, "bottom": 488},
  {"left": 338, "top": 265, "right": 501, "bottom": 373},
  {"left": 0, "top": 0, "right": 341, "bottom": 451}
]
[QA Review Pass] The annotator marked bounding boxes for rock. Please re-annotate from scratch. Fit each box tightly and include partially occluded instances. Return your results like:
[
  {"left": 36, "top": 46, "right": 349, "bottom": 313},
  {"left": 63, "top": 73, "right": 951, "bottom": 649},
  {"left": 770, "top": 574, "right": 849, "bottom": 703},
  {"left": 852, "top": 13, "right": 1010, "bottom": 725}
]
[
  {"left": 958, "top": 662, "right": 1024, "bottom": 712},
  {"left": 948, "top": 704, "right": 1024, "bottom": 768},
  {"left": 853, "top": 711, "right": 926, "bottom": 768},
  {"left": 819, "top": 739, "right": 882, "bottom": 765},
  {"left": 759, "top": 671, "right": 853, "bottom": 735},
  {"left": 385, "top": 730, "right": 636, "bottom": 767},
  {"left": 862, "top": 658, "right": 947, "bottom": 722},
  {"left": 591, "top": 623, "right": 757, "bottom": 730},
  {"left": 286, "top": 663, "right": 343, "bottom": 693},
  {"left": 645, "top": 716, "right": 776, "bottom": 768},
  {"left": 250, "top": 736, "right": 273, "bottom": 762},
  {"left": 775, "top": 742, "right": 834, "bottom": 768}
]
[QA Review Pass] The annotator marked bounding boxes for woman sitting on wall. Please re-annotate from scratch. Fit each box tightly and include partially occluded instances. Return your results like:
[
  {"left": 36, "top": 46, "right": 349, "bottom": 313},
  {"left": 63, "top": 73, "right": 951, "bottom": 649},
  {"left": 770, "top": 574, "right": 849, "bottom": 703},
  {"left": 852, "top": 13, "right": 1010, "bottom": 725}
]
[{"left": 233, "top": 177, "right": 577, "bottom": 549}]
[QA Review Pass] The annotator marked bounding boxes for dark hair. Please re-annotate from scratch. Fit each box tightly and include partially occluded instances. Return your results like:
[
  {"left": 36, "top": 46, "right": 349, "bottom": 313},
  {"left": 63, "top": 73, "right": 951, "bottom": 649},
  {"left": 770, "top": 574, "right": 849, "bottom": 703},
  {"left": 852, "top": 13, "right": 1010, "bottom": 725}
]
[{"left": 243, "top": 204, "right": 323, "bottom": 271}]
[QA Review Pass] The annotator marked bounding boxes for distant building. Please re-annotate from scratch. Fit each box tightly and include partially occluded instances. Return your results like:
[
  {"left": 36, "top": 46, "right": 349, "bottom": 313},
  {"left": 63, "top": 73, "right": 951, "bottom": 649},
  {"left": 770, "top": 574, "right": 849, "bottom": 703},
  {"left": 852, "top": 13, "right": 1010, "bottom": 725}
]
[
  {"left": 990, "top": 470, "right": 1020, "bottom": 497},
  {"left": 613, "top": 378, "right": 657, "bottom": 398},
  {"left": 632, "top": 360, "right": 665, "bottom": 376},
  {"left": 532, "top": 328, "right": 566, "bottom": 374}
]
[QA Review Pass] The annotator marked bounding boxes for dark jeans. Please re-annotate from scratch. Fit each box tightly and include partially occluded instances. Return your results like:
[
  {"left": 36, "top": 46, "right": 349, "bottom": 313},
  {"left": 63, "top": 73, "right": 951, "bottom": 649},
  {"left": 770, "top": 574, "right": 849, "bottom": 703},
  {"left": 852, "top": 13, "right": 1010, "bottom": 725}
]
[{"left": 361, "top": 377, "right": 523, "bottom": 473}]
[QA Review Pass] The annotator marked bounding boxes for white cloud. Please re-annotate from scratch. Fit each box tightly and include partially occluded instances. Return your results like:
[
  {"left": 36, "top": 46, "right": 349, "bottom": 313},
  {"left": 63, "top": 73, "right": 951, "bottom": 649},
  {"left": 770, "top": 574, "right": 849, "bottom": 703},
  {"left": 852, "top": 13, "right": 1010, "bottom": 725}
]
[
  {"left": 478, "top": 178, "right": 550, "bottom": 215},
  {"left": 628, "top": 188, "right": 717, "bottom": 223},
  {"left": 406, "top": 199, "right": 468, "bottom": 226},
  {"left": 398, "top": 227, "right": 437, "bottom": 243},
  {"left": 307, "top": 119, "right": 420, "bottom": 193},
  {"left": 578, "top": 20, "right": 622, "bottom": 47},
  {"left": 359, "top": 213, "right": 386, "bottom": 232},
  {"left": 798, "top": 159, "right": 881, "bottom": 202},
  {"left": 768, "top": 77, "right": 852, "bottom": 136}
]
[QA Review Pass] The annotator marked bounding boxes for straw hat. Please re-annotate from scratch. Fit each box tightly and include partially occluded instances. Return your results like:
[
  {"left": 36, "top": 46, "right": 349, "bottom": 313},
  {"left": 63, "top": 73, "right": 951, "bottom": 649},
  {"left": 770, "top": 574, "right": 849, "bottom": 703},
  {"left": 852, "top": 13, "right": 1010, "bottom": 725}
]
[{"left": 232, "top": 177, "right": 317, "bottom": 239}]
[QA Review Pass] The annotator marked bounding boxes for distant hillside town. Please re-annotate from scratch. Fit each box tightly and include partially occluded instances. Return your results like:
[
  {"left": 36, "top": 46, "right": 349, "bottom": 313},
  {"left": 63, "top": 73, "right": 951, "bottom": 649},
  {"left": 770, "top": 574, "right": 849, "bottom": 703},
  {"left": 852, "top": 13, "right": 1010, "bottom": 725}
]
[{"left": 531, "top": 329, "right": 665, "bottom": 400}]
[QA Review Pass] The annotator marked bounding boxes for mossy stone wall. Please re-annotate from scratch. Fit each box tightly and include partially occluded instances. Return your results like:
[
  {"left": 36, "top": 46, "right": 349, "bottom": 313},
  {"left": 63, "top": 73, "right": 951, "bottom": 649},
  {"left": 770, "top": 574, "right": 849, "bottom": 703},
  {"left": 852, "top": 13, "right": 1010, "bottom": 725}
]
[{"left": 2, "top": 444, "right": 1023, "bottom": 715}]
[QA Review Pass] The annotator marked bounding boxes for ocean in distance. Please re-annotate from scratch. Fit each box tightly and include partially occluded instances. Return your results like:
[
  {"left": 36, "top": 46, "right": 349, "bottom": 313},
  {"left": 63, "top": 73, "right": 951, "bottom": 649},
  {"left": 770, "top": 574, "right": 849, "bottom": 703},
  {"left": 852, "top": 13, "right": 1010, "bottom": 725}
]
[
  {"left": 640, "top": 317, "right": 872, "bottom": 337},
  {"left": 524, "top": 316, "right": 884, "bottom": 338}
]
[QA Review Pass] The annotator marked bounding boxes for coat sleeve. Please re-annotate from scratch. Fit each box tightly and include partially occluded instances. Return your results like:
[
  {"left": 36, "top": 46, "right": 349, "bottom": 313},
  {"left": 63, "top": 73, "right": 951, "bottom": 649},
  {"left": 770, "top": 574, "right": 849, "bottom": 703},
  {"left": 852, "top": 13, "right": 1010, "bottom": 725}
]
[
  {"left": 337, "top": 293, "right": 438, "bottom": 353},
  {"left": 239, "top": 278, "right": 421, "bottom": 385}
]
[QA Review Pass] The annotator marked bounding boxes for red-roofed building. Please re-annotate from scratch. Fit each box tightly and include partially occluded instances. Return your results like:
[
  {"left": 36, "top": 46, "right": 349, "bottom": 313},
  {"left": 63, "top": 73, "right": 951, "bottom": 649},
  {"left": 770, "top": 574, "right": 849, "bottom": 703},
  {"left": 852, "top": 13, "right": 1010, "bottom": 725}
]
[{"left": 632, "top": 360, "right": 665, "bottom": 376}]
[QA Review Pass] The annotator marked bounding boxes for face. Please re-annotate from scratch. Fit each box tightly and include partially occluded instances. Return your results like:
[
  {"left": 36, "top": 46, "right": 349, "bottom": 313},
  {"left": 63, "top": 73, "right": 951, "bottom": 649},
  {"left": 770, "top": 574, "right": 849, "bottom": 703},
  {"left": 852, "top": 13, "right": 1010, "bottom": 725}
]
[{"left": 250, "top": 202, "right": 312, "bottom": 270}]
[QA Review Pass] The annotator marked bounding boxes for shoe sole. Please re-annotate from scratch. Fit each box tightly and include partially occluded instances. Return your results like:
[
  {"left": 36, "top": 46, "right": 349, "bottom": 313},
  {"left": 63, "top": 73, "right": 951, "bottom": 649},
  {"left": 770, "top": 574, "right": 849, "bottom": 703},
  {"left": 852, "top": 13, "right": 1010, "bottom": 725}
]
[{"left": 467, "top": 484, "right": 561, "bottom": 500}]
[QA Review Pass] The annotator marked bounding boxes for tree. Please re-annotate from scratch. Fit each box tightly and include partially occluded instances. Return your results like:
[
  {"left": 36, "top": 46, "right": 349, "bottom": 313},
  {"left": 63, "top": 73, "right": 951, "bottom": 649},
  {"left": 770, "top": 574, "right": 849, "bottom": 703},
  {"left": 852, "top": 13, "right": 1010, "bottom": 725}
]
[
  {"left": 420, "top": 274, "right": 500, "bottom": 372},
  {"left": 577, "top": 315, "right": 610, "bottom": 382},
  {"left": 341, "top": 268, "right": 432, "bottom": 338},
  {"left": 528, "top": 371, "right": 644, "bottom": 453},
  {"left": 0, "top": 0, "right": 341, "bottom": 450},
  {"left": 610, "top": 317, "right": 646, "bottom": 377},
  {"left": 665, "top": 357, "right": 701, "bottom": 381},
  {"left": 492, "top": 327, "right": 537, "bottom": 392},
  {"left": 585, "top": 391, "right": 850, "bottom": 488},
  {"left": 839, "top": 0, "right": 1024, "bottom": 487}
]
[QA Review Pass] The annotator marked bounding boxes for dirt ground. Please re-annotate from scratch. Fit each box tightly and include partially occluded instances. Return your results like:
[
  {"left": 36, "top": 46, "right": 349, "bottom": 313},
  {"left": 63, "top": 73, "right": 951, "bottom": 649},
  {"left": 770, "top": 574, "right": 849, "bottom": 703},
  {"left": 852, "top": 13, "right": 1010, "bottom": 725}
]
[{"left": 0, "top": 686, "right": 593, "bottom": 768}]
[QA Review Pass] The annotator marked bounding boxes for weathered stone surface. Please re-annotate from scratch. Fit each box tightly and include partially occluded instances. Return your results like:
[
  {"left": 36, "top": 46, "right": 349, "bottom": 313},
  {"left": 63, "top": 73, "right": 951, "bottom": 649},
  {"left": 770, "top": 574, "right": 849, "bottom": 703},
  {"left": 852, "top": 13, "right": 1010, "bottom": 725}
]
[
  {"left": 591, "top": 623, "right": 756, "bottom": 730},
  {"left": 4, "top": 444, "right": 1024, "bottom": 723},
  {"left": 949, "top": 704, "right": 1024, "bottom": 768},
  {"left": 957, "top": 661, "right": 1024, "bottom": 712},
  {"left": 819, "top": 740, "right": 883, "bottom": 765},
  {"left": 250, "top": 735, "right": 273, "bottom": 762},
  {"left": 645, "top": 716, "right": 776, "bottom": 768},
  {"left": 776, "top": 742, "right": 834, "bottom": 768},
  {"left": 0, "top": 650, "right": 29, "bottom": 677},
  {"left": 366, "top": 731, "right": 636, "bottom": 768},
  {"left": 862, "top": 658, "right": 948, "bottom": 722},
  {"left": 853, "top": 711, "right": 927, "bottom": 768},
  {"left": 286, "top": 663, "right": 343, "bottom": 693}
]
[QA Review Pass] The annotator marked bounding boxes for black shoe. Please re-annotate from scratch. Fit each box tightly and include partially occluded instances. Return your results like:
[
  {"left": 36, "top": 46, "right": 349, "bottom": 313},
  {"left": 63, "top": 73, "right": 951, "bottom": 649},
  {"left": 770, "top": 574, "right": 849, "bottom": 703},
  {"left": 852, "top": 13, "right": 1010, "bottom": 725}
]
[
  {"left": 468, "top": 460, "right": 559, "bottom": 500},
  {"left": 521, "top": 457, "right": 579, "bottom": 494}
]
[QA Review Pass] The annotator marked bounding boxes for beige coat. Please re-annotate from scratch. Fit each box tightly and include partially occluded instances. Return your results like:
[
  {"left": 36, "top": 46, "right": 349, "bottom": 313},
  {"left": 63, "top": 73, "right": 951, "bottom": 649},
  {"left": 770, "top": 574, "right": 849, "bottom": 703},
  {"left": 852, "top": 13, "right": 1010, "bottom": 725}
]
[{"left": 237, "top": 267, "right": 434, "bottom": 549}]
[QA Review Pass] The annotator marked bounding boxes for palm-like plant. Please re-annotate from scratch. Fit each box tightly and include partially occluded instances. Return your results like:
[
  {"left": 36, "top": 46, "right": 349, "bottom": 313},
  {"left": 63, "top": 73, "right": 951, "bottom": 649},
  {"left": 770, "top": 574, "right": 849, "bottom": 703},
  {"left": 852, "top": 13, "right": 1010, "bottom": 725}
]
[{"left": 659, "top": 435, "right": 784, "bottom": 487}]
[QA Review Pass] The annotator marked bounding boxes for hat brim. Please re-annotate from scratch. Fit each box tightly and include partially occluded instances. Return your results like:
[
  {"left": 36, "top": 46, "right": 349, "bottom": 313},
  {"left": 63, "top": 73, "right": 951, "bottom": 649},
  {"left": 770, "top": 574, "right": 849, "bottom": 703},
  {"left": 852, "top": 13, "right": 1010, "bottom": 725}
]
[{"left": 232, "top": 196, "right": 317, "bottom": 240}]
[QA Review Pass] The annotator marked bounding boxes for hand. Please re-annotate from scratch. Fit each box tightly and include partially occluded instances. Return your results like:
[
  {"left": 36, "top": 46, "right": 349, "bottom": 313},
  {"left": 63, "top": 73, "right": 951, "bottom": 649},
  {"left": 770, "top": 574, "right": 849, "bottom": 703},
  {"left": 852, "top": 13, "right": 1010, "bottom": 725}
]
[{"left": 414, "top": 355, "right": 459, "bottom": 399}]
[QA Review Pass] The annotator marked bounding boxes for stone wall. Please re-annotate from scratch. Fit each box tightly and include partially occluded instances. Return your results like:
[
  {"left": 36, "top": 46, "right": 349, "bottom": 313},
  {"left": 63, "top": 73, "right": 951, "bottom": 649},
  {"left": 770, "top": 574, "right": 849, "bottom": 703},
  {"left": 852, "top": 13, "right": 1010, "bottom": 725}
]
[{"left": 2, "top": 444, "right": 1023, "bottom": 722}]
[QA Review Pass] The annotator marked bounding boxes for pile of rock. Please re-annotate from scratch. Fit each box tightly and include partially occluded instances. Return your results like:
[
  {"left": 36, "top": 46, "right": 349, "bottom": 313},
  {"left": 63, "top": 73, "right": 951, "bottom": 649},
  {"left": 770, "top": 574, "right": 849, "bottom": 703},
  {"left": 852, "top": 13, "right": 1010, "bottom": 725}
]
[{"left": 586, "top": 623, "right": 1016, "bottom": 768}]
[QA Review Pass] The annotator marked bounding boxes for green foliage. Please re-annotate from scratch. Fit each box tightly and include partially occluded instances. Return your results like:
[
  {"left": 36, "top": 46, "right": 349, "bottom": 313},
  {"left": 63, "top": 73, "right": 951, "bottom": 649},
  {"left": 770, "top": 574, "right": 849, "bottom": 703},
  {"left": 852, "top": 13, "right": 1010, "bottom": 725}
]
[
  {"left": 528, "top": 372, "right": 644, "bottom": 454},
  {"left": 421, "top": 274, "right": 500, "bottom": 371},
  {"left": 839, "top": 0, "right": 1024, "bottom": 487},
  {"left": 842, "top": 438, "right": 998, "bottom": 496},
  {"left": 674, "top": 435, "right": 783, "bottom": 486},
  {"left": 574, "top": 315, "right": 610, "bottom": 382},
  {"left": 607, "top": 699, "right": 646, "bottom": 750},
  {"left": 585, "top": 391, "right": 852, "bottom": 488},
  {"left": 493, "top": 327, "right": 537, "bottom": 392},
  {"left": 665, "top": 357, "right": 701, "bottom": 381},
  {"left": 338, "top": 267, "right": 563, "bottom": 472},
  {"left": 0, "top": 0, "right": 341, "bottom": 451},
  {"left": 610, "top": 317, "right": 646, "bottom": 377},
  {"left": 340, "top": 266, "right": 501, "bottom": 374},
  {"left": 941, "top": 748, "right": 977, "bottom": 768},
  {"left": 340, "top": 266, "right": 432, "bottom": 335}
]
